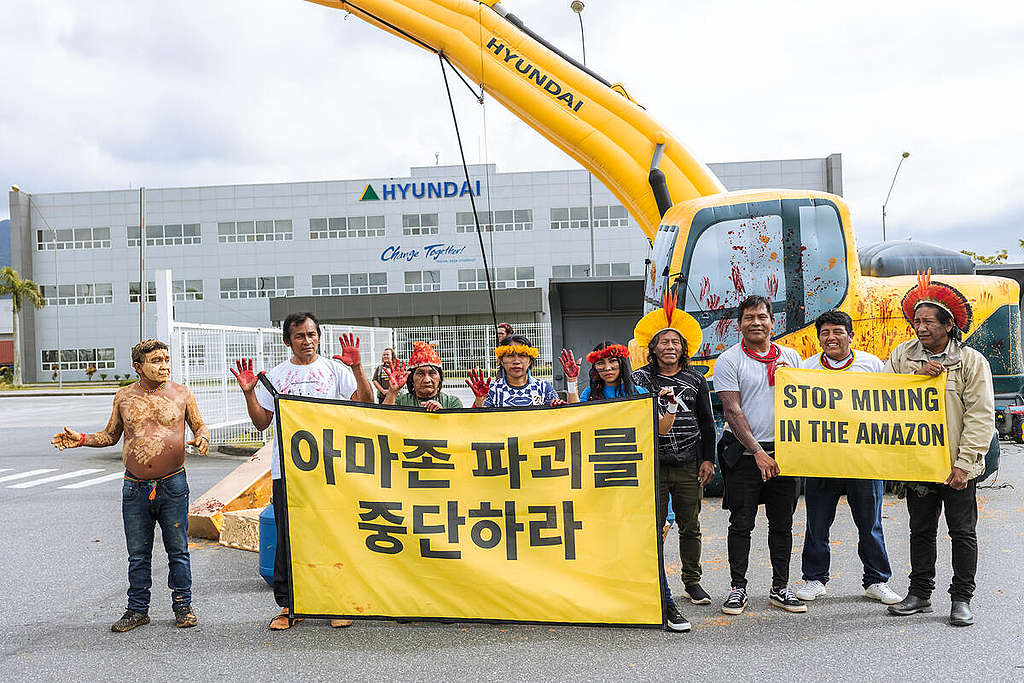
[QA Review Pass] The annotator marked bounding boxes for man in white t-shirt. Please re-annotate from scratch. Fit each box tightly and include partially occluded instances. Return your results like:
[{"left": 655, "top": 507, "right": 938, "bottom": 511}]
[
  {"left": 795, "top": 311, "right": 900, "bottom": 606},
  {"left": 230, "top": 312, "right": 372, "bottom": 631},
  {"left": 714, "top": 295, "right": 805, "bottom": 616}
]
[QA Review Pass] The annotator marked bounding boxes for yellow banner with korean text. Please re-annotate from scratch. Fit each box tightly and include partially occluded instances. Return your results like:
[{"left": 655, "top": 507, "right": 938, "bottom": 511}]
[
  {"left": 276, "top": 394, "right": 663, "bottom": 626},
  {"left": 774, "top": 367, "right": 949, "bottom": 482}
]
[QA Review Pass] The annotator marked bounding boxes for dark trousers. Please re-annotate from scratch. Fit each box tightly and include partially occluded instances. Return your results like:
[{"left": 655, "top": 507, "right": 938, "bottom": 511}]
[
  {"left": 272, "top": 477, "right": 291, "bottom": 608},
  {"left": 121, "top": 469, "right": 192, "bottom": 613},
  {"left": 657, "top": 461, "right": 703, "bottom": 589},
  {"left": 722, "top": 453, "right": 801, "bottom": 590},
  {"left": 906, "top": 480, "right": 978, "bottom": 603},
  {"left": 802, "top": 478, "right": 892, "bottom": 588}
]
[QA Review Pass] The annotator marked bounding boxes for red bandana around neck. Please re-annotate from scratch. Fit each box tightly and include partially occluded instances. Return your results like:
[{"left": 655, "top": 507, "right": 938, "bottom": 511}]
[
  {"left": 742, "top": 340, "right": 782, "bottom": 385},
  {"left": 819, "top": 351, "right": 855, "bottom": 371}
]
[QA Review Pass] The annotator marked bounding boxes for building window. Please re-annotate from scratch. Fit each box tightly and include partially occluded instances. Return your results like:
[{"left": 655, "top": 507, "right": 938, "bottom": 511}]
[
  {"left": 127, "top": 223, "right": 201, "bottom": 247},
  {"left": 309, "top": 215, "right": 385, "bottom": 240},
  {"left": 42, "top": 283, "right": 113, "bottom": 306},
  {"left": 173, "top": 279, "right": 204, "bottom": 301},
  {"left": 456, "top": 211, "right": 491, "bottom": 233},
  {"left": 404, "top": 270, "right": 441, "bottom": 293},
  {"left": 129, "top": 281, "right": 157, "bottom": 303},
  {"left": 457, "top": 267, "right": 535, "bottom": 290},
  {"left": 402, "top": 213, "right": 439, "bottom": 236},
  {"left": 593, "top": 205, "right": 628, "bottom": 228},
  {"left": 549, "top": 207, "right": 590, "bottom": 230},
  {"left": 217, "top": 219, "right": 293, "bottom": 243},
  {"left": 219, "top": 276, "right": 295, "bottom": 299},
  {"left": 493, "top": 209, "right": 532, "bottom": 231},
  {"left": 552, "top": 263, "right": 628, "bottom": 278},
  {"left": 594, "top": 263, "right": 631, "bottom": 277},
  {"left": 41, "top": 347, "right": 115, "bottom": 372},
  {"left": 36, "top": 227, "right": 111, "bottom": 250},
  {"left": 456, "top": 210, "right": 532, "bottom": 233},
  {"left": 311, "top": 272, "right": 388, "bottom": 296}
]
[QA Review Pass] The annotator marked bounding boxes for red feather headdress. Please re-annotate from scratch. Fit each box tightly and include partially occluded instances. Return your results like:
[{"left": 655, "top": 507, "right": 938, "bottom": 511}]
[
  {"left": 586, "top": 344, "right": 630, "bottom": 364},
  {"left": 900, "top": 268, "right": 972, "bottom": 332}
]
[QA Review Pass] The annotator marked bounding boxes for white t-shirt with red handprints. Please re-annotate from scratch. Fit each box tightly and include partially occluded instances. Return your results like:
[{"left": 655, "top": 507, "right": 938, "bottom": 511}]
[{"left": 256, "top": 355, "right": 358, "bottom": 479}]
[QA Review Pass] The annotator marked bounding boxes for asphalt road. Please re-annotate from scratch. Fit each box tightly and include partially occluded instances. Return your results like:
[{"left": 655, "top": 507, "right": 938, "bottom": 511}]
[{"left": 1, "top": 395, "right": 1022, "bottom": 681}]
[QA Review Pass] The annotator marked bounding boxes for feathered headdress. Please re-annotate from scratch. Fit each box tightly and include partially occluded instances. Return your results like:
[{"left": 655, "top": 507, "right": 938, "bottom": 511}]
[
  {"left": 633, "top": 291, "right": 703, "bottom": 357},
  {"left": 900, "top": 268, "right": 972, "bottom": 332},
  {"left": 407, "top": 341, "right": 442, "bottom": 369},
  {"left": 586, "top": 344, "right": 630, "bottom": 364}
]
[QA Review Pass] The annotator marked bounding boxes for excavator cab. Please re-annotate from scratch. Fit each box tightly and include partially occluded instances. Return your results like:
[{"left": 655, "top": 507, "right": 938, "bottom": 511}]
[{"left": 643, "top": 189, "right": 855, "bottom": 371}]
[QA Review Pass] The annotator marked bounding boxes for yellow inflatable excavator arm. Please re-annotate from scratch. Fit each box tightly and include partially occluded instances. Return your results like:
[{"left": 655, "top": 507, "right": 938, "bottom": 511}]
[{"left": 304, "top": 0, "right": 725, "bottom": 240}]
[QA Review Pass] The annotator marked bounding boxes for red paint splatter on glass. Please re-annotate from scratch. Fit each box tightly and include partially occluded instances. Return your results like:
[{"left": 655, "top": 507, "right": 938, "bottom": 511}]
[
  {"left": 730, "top": 264, "right": 745, "bottom": 294},
  {"left": 700, "top": 276, "right": 711, "bottom": 302},
  {"left": 767, "top": 273, "right": 779, "bottom": 297}
]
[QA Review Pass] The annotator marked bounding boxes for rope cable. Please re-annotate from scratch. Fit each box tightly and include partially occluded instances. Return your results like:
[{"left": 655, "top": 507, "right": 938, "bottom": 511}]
[{"left": 438, "top": 52, "right": 500, "bottom": 335}]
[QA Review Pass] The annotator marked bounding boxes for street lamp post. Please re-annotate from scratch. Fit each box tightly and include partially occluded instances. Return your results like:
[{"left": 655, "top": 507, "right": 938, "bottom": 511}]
[
  {"left": 11, "top": 185, "right": 62, "bottom": 388},
  {"left": 570, "top": 1, "right": 596, "bottom": 277},
  {"left": 881, "top": 152, "right": 911, "bottom": 242}
]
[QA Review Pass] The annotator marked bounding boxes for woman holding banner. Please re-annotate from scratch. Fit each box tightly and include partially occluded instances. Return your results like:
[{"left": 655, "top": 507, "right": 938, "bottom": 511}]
[
  {"left": 466, "top": 335, "right": 561, "bottom": 408},
  {"left": 382, "top": 342, "right": 464, "bottom": 410},
  {"left": 559, "top": 342, "right": 681, "bottom": 436}
]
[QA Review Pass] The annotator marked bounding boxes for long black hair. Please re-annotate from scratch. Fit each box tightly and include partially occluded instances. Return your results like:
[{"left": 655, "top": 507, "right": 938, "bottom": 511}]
[{"left": 586, "top": 340, "right": 636, "bottom": 400}]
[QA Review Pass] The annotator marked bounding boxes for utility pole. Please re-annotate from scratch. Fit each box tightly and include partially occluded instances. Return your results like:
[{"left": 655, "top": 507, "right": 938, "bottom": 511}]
[
  {"left": 139, "top": 187, "right": 146, "bottom": 340},
  {"left": 882, "top": 152, "right": 910, "bottom": 242}
]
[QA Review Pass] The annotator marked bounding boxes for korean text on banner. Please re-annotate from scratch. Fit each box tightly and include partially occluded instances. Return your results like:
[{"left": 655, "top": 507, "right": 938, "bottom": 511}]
[
  {"left": 774, "top": 367, "right": 949, "bottom": 482},
  {"left": 276, "top": 394, "right": 663, "bottom": 626}
]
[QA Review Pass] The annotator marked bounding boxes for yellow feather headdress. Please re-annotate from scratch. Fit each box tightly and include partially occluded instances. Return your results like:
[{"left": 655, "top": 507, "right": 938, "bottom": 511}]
[{"left": 633, "top": 291, "right": 703, "bottom": 357}]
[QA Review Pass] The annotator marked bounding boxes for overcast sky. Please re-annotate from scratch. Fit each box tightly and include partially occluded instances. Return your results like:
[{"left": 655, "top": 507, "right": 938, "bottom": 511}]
[{"left": 2, "top": 0, "right": 1022, "bottom": 258}]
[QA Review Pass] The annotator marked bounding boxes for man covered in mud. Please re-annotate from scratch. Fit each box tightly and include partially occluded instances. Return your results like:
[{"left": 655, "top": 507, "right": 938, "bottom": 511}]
[{"left": 51, "top": 339, "right": 208, "bottom": 632}]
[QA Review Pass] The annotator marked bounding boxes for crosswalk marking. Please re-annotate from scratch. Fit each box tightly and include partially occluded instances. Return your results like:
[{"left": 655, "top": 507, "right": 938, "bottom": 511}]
[
  {"left": 8, "top": 468, "right": 104, "bottom": 489},
  {"left": 59, "top": 472, "right": 125, "bottom": 489},
  {"left": 0, "top": 469, "right": 58, "bottom": 484}
]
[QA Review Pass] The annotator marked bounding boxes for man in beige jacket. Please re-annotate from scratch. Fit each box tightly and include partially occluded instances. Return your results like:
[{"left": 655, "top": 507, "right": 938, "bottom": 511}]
[{"left": 885, "top": 272, "right": 994, "bottom": 627}]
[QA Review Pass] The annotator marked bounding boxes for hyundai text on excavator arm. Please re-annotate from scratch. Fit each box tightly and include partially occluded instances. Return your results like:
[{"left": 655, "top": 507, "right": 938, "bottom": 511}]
[{"left": 304, "top": 0, "right": 1023, "bottom": 409}]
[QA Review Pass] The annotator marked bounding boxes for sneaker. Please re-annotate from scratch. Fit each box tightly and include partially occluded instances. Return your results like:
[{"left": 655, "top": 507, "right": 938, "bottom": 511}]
[
  {"left": 682, "top": 583, "right": 712, "bottom": 605},
  {"left": 111, "top": 609, "right": 150, "bottom": 633},
  {"left": 664, "top": 600, "right": 691, "bottom": 632},
  {"left": 721, "top": 587, "right": 747, "bottom": 615},
  {"left": 770, "top": 586, "right": 808, "bottom": 613},
  {"left": 795, "top": 580, "right": 826, "bottom": 601},
  {"left": 864, "top": 582, "right": 901, "bottom": 605},
  {"left": 174, "top": 606, "right": 198, "bottom": 628}
]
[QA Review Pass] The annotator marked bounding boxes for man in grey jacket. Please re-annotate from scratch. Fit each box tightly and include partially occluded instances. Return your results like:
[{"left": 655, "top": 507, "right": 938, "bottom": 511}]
[{"left": 885, "top": 274, "right": 994, "bottom": 627}]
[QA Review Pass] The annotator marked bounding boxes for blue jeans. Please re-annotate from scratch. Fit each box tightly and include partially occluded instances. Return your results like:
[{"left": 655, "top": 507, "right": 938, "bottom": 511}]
[
  {"left": 122, "top": 469, "right": 192, "bottom": 612},
  {"left": 801, "top": 477, "right": 892, "bottom": 588}
]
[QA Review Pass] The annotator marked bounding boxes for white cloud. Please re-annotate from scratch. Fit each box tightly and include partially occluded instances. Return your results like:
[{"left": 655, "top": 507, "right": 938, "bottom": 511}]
[{"left": 2, "top": 0, "right": 1022, "bottom": 259}]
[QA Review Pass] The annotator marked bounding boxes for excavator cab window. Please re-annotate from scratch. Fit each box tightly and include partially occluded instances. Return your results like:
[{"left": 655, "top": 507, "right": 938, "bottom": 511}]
[{"left": 672, "top": 198, "right": 848, "bottom": 359}]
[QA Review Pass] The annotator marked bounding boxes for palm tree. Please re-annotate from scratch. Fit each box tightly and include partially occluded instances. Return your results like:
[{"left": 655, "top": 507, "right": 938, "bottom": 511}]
[{"left": 0, "top": 266, "right": 46, "bottom": 386}]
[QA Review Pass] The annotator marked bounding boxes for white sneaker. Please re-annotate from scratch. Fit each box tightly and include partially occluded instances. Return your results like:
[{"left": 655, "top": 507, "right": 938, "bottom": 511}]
[
  {"left": 865, "top": 582, "right": 901, "bottom": 605},
  {"left": 795, "top": 580, "right": 826, "bottom": 601}
]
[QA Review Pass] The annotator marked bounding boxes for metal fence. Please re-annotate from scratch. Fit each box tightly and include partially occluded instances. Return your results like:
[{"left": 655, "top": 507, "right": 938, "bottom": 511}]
[
  {"left": 392, "top": 323, "right": 552, "bottom": 388},
  {"left": 171, "top": 320, "right": 553, "bottom": 446},
  {"left": 171, "top": 322, "right": 393, "bottom": 447}
]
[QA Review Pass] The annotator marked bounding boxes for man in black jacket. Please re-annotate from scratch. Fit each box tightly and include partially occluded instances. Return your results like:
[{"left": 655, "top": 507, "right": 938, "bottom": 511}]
[{"left": 632, "top": 297, "right": 717, "bottom": 612}]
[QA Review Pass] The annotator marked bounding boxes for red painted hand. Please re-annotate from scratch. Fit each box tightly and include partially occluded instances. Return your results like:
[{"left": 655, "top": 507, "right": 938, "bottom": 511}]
[
  {"left": 336, "top": 333, "right": 362, "bottom": 367},
  {"left": 388, "top": 359, "right": 410, "bottom": 388},
  {"left": 230, "top": 358, "right": 259, "bottom": 392},
  {"left": 465, "top": 367, "right": 492, "bottom": 399},
  {"left": 550, "top": 398, "right": 567, "bottom": 407},
  {"left": 559, "top": 349, "right": 580, "bottom": 381}
]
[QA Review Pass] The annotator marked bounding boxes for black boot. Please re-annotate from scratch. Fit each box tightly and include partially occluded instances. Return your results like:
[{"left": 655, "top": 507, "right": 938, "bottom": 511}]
[
  {"left": 887, "top": 594, "right": 933, "bottom": 616},
  {"left": 949, "top": 601, "right": 974, "bottom": 627}
]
